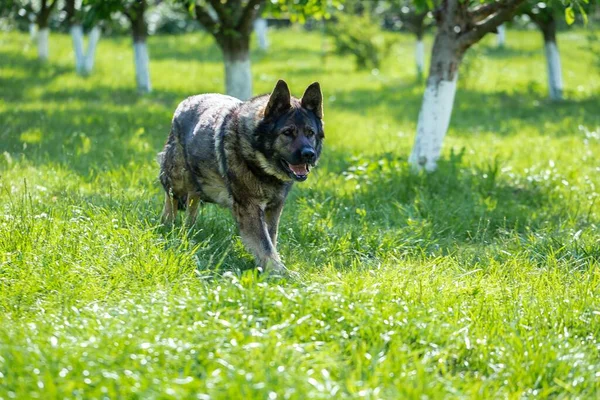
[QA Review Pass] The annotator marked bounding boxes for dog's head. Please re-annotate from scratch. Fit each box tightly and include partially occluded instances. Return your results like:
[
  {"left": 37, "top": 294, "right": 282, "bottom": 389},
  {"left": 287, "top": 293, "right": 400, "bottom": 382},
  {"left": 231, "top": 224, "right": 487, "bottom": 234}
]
[{"left": 252, "top": 80, "right": 324, "bottom": 182}]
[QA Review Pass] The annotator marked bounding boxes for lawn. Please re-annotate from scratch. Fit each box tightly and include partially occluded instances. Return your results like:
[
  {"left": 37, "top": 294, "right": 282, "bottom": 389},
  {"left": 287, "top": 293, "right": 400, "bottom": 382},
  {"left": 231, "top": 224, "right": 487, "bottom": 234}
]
[{"left": 1, "top": 26, "right": 600, "bottom": 398}]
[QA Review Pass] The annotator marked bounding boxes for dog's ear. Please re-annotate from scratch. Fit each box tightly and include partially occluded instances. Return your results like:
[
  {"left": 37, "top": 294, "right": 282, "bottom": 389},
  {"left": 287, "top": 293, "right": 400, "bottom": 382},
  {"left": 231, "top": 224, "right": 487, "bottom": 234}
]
[
  {"left": 264, "top": 80, "right": 291, "bottom": 119},
  {"left": 301, "top": 82, "right": 323, "bottom": 119}
]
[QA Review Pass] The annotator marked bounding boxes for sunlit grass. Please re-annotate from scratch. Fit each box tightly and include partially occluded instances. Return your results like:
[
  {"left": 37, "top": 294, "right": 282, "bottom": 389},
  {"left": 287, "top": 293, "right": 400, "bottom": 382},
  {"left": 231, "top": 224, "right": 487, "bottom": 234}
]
[{"left": 1, "top": 26, "right": 600, "bottom": 398}]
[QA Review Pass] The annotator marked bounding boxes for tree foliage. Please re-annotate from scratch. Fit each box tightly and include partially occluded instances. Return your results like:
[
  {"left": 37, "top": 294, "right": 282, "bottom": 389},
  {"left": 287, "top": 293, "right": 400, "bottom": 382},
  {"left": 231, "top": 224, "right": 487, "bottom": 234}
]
[{"left": 325, "top": 12, "right": 391, "bottom": 70}]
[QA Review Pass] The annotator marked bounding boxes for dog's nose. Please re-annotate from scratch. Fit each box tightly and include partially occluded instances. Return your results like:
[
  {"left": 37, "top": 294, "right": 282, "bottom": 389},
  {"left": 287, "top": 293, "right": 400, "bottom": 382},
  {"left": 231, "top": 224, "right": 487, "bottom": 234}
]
[{"left": 300, "top": 147, "right": 316, "bottom": 163}]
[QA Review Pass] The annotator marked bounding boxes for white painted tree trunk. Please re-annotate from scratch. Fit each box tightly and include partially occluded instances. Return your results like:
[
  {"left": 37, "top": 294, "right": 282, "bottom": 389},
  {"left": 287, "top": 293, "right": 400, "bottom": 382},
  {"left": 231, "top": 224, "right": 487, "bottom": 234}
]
[
  {"left": 497, "top": 24, "right": 506, "bottom": 48},
  {"left": 225, "top": 54, "right": 252, "bottom": 100},
  {"left": 544, "top": 41, "right": 563, "bottom": 101},
  {"left": 133, "top": 40, "right": 151, "bottom": 93},
  {"left": 409, "top": 74, "right": 458, "bottom": 171},
  {"left": 29, "top": 23, "right": 37, "bottom": 41},
  {"left": 70, "top": 24, "right": 85, "bottom": 74},
  {"left": 254, "top": 18, "right": 269, "bottom": 50},
  {"left": 415, "top": 39, "right": 424, "bottom": 78},
  {"left": 37, "top": 27, "right": 49, "bottom": 61},
  {"left": 83, "top": 26, "right": 101, "bottom": 75}
]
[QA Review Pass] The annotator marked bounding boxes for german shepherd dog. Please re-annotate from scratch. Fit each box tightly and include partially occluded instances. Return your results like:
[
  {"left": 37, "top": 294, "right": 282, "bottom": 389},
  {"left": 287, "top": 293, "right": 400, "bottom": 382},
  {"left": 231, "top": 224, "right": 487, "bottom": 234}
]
[{"left": 158, "top": 80, "right": 324, "bottom": 276}]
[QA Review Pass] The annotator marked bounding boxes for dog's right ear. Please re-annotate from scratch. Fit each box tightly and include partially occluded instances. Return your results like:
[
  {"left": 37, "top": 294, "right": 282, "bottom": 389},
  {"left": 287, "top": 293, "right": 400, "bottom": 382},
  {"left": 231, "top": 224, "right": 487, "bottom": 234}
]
[{"left": 264, "top": 80, "right": 291, "bottom": 119}]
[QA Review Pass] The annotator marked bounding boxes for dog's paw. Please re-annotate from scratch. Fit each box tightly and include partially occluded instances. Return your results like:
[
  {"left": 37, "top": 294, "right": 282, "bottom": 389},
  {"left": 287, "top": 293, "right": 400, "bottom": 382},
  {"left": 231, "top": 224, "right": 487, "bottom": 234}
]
[{"left": 259, "top": 259, "right": 298, "bottom": 280}]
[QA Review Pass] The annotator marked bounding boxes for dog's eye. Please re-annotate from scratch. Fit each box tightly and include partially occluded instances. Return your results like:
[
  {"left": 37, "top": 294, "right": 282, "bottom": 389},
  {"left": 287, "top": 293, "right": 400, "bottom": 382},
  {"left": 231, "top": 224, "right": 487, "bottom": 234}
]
[
  {"left": 281, "top": 128, "right": 294, "bottom": 137},
  {"left": 305, "top": 129, "right": 315, "bottom": 137}
]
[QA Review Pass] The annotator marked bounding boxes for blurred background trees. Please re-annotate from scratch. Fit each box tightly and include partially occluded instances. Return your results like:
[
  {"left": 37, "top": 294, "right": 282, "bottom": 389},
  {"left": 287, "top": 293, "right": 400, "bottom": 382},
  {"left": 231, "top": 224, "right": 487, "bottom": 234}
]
[
  {"left": 0, "top": 0, "right": 596, "bottom": 170},
  {"left": 64, "top": 0, "right": 101, "bottom": 75},
  {"left": 519, "top": 2, "right": 565, "bottom": 100}
]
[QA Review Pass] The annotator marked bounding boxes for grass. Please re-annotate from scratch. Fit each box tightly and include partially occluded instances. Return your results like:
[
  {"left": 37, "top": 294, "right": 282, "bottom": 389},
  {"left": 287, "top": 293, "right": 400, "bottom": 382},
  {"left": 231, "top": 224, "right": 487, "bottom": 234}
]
[{"left": 1, "top": 26, "right": 600, "bottom": 398}]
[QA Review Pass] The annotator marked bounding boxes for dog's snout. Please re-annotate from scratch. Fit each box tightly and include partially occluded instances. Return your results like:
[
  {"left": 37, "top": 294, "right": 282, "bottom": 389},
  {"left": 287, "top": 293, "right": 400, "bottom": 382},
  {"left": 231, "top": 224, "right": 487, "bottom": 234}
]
[{"left": 300, "top": 147, "right": 316, "bottom": 163}]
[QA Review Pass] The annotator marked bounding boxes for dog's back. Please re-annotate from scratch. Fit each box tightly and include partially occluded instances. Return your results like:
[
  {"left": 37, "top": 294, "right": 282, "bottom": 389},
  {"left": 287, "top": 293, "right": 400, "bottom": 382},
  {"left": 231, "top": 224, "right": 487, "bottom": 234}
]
[
  {"left": 173, "top": 94, "right": 241, "bottom": 146},
  {"left": 158, "top": 94, "right": 241, "bottom": 208}
]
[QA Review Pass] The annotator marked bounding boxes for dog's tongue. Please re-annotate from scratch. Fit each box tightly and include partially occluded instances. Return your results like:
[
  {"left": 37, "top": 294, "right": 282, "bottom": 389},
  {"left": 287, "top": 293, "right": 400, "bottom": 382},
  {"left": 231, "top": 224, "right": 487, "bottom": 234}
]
[{"left": 289, "top": 163, "right": 308, "bottom": 176}]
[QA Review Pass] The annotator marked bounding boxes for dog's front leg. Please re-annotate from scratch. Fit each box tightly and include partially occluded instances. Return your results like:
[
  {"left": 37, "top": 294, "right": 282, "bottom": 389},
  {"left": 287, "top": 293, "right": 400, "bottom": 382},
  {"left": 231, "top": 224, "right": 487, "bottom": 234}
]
[
  {"left": 232, "top": 202, "right": 288, "bottom": 275},
  {"left": 186, "top": 193, "right": 202, "bottom": 227},
  {"left": 161, "top": 192, "right": 177, "bottom": 226},
  {"left": 265, "top": 201, "right": 284, "bottom": 249}
]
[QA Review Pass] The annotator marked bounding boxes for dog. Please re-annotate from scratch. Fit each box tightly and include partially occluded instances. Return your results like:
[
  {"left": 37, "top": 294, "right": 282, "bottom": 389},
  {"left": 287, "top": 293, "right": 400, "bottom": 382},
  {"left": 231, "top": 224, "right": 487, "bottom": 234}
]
[{"left": 158, "top": 80, "right": 324, "bottom": 275}]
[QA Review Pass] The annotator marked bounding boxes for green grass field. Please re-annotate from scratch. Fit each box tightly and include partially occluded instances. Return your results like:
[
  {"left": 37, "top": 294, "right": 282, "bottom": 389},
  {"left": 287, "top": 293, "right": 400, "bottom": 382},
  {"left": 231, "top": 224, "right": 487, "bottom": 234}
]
[{"left": 1, "top": 27, "right": 600, "bottom": 398}]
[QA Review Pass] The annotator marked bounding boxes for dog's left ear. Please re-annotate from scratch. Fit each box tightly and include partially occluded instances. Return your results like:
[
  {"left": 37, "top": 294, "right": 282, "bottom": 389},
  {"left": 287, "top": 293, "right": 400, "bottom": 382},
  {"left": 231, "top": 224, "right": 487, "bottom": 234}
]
[
  {"left": 301, "top": 82, "right": 323, "bottom": 119},
  {"left": 265, "top": 80, "right": 291, "bottom": 119}
]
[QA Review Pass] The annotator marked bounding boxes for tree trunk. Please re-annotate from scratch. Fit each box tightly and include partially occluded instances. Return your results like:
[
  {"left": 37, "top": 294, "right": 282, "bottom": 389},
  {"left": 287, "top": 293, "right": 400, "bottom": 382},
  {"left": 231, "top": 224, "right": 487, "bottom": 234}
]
[
  {"left": 37, "top": 27, "right": 49, "bottom": 61},
  {"left": 221, "top": 36, "right": 252, "bottom": 100},
  {"left": 83, "top": 26, "right": 101, "bottom": 75},
  {"left": 131, "top": 10, "right": 151, "bottom": 93},
  {"left": 192, "top": 1, "right": 263, "bottom": 100},
  {"left": 36, "top": 0, "right": 57, "bottom": 61},
  {"left": 409, "top": 15, "right": 465, "bottom": 171},
  {"left": 254, "top": 18, "right": 269, "bottom": 50},
  {"left": 540, "top": 20, "right": 562, "bottom": 100},
  {"left": 527, "top": 11, "right": 563, "bottom": 101},
  {"left": 402, "top": 12, "right": 427, "bottom": 81},
  {"left": 497, "top": 24, "right": 506, "bottom": 47},
  {"left": 133, "top": 40, "right": 151, "bottom": 93},
  {"left": 544, "top": 40, "right": 562, "bottom": 100},
  {"left": 415, "top": 32, "right": 425, "bottom": 81},
  {"left": 70, "top": 24, "right": 85, "bottom": 74},
  {"left": 409, "top": 43, "right": 460, "bottom": 171},
  {"left": 29, "top": 22, "right": 37, "bottom": 41},
  {"left": 408, "top": 0, "right": 524, "bottom": 171}
]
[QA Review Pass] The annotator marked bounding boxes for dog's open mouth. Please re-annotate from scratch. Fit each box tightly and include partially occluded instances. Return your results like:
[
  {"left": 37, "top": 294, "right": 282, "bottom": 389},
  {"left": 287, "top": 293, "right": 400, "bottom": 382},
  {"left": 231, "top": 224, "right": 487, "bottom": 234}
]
[{"left": 281, "top": 159, "right": 310, "bottom": 181}]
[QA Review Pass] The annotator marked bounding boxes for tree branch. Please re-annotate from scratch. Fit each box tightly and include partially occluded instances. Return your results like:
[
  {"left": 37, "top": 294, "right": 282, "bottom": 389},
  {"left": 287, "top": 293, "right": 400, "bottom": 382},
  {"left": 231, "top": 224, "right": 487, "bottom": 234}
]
[
  {"left": 207, "top": 0, "right": 233, "bottom": 26},
  {"left": 524, "top": 10, "right": 542, "bottom": 27},
  {"left": 460, "top": 0, "right": 525, "bottom": 48},
  {"left": 64, "top": 0, "right": 76, "bottom": 24},
  {"left": 122, "top": 8, "right": 133, "bottom": 22},
  {"left": 237, "top": 0, "right": 264, "bottom": 34},
  {"left": 48, "top": 0, "right": 59, "bottom": 12},
  {"left": 38, "top": 0, "right": 59, "bottom": 24},
  {"left": 194, "top": 3, "right": 217, "bottom": 33},
  {"left": 468, "top": 2, "right": 503, "bottom": 22}
]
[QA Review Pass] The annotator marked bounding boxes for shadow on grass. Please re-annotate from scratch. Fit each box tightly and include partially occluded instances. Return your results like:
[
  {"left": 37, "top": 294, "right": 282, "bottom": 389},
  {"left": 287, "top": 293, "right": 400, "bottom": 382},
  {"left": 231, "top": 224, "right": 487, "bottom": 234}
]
[
  {"left": 479, "top": 45, "right": 540, "bottom": 59},
  {"left": 149, "top": 35, "right": 223, "bottom": 63},
  {"left": 37, "top": 86, "right": 186, "bottom": 106},
  {"left": 148, "top": 33, "right": 324, "bottom": 65},
  {"left": 0, "top": 102, "right": 173, "bottom": 174},
  {"left": 291, "top": 147, "right": 572, "bottom": 262},
  {"left": 0, "top": 50, "right": 199, "bottom": 105},
  {"left": 0, "top": 53, "right": 72, "bottom": 102}
]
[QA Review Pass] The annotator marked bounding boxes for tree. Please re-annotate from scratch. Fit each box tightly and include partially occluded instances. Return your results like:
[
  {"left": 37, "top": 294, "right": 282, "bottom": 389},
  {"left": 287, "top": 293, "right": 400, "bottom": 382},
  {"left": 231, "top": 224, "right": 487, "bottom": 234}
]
[
  {"left": 254, "top": 17, "right": 268, "bottom": 50},
  {"left": 380, "top": 3, "right": 433, "bottom": 81},
  {"left": 86, "top": 0, "right": 152, "bottom": 92},
  {"left": 400, "top": 10, "right": 430, "bottom": 80},
  {"left": 65, "top": 0, "right": 102, "bottom": 75},
  {"left": 497, "top": 23, "right": 506, "bottom": 47},
  {"left": 407, "top": 0, "right": 581, "bottom": 172},
  {"left": 185, "top": 0, "right": 335, "bottom": 100},
  {"left": 9, "top": 0, "right": 61, "bottom": 60},
  {"left": 0, "top": 1, "right": 38, "bottom": 39},
  {"left": 187, "top": 0, "right": 265, "bottom": 100},
  {"left": 522, "top": 4, "right": 564, "bottom": 100},
  {"left": 325, "top": 11, "right": 390, "bottom": 71},
  {"left": 28, "top": 10, "right": 37, "bottom": 40},
  {"left": 408, "top": 0, "right": 588, "bottom": 171}
]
